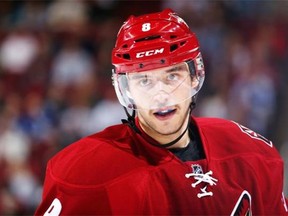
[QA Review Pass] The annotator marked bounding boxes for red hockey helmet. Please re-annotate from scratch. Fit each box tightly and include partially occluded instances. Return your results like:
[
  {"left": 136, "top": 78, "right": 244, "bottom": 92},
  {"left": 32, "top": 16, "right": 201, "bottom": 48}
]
[{"left": 112, "top": 9, "right": 205, "bottom": 110}]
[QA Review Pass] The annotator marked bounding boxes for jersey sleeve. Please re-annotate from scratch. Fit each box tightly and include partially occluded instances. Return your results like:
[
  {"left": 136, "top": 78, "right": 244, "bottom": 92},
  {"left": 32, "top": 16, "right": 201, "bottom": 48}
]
[
  {"left": 196, "top": 118, "right": 288, "bottom": 215},
  {"left": 231, "top": 121, "right": 288, "bottom": 214},
  {"left": 34, "top": 160, "right": 112, "bottom": 215},
  {"left": 249, "top": 150, "right": 287, "bottom": 214}
]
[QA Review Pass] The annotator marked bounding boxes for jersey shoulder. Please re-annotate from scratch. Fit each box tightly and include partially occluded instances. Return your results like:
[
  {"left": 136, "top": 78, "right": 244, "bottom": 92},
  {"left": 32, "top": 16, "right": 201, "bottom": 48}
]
[
  {"left": 48, "top": 124, "right": 146, "bottom": 186},
  {"left": 194, "top": 117, "right": 280, "bottom": 159}
]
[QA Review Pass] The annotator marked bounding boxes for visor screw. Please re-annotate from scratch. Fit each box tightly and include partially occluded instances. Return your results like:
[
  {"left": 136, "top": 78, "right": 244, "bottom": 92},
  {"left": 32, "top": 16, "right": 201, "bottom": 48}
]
[
  {"left": 139, "top": 63, "right": 144, "bottom": 68},
  {"left": 160, "top": 59, "right": 165, "bottom": 64}
]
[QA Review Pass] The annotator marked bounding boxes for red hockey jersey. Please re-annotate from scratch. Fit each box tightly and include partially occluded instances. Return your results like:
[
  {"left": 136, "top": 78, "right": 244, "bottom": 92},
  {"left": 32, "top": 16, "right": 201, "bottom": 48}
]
[{"left": 35, "top": 117, "right": 288, "bottom": 215}]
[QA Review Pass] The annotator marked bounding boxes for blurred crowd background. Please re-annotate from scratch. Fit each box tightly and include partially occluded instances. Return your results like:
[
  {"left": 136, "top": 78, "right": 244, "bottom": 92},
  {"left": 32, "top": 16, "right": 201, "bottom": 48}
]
[{"left": 0, "top": 0, "right": 287, "bottom": 215}]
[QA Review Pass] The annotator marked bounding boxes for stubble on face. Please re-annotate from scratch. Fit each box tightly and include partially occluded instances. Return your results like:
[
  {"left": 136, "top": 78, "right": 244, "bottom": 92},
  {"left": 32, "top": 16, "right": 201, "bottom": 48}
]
[
  {"left": 128, "top": 63, "right": 197, "bottom": 145},
  {"left": 137, "top": 101, "right": 191, "bottom": 144}
]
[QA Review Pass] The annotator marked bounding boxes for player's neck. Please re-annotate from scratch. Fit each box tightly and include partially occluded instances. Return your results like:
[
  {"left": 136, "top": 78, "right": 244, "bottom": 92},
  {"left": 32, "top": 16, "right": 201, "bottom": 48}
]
[{"left": 138, "top": 118, "right": 191, "bottom": 149}]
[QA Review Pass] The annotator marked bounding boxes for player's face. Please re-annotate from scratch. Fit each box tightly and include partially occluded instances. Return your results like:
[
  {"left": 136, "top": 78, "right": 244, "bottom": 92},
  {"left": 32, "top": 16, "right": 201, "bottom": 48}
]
[
  {"left": 127, "top": 62, "right": 197, "bottom": 110},
  {"left": 127, "top": 63, "right": 198, "bottom": 143},
  {"left": 136, "top": 94, "right": 192, "bottom": 144}
]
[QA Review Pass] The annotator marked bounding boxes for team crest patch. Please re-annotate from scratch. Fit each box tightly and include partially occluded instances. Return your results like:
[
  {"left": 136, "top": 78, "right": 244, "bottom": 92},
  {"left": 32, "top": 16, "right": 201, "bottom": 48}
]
[
  {"left": 186, "top": 165, "right": 218, "bottom": 198},
  {"left": 191, "top": 164, "right": 203, "bottom": 174}
]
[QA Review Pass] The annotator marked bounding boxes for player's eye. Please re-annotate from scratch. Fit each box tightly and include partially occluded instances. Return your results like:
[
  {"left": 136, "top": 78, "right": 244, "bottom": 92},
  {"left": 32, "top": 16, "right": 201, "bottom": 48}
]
[
  {"left": 167, "top": 73, "right": 179, "bottom": 81},
  {"left": 139, "top": 76, "right": 152, "bottom": 87}
]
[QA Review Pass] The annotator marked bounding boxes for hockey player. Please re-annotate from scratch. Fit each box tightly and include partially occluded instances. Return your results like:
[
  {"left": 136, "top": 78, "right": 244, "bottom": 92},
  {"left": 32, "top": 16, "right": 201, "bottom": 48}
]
[{"left": 35, "top": 9, "right": 288, "bottom": 215}]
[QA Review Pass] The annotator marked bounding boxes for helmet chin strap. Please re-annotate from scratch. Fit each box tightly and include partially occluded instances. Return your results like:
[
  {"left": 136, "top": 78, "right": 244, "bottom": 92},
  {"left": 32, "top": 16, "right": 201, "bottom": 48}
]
[
  {"left": 150, "top": 117, "right": 190, "bottom": 148},
  {"left": 121, "top": 107, "right": 141, "bottom": 134},
  {"left": 149, "top": 99, "right": 195, "bottom": 148},
  {"left": 122, "top": 96, "right": 197, "bottom": 148}
]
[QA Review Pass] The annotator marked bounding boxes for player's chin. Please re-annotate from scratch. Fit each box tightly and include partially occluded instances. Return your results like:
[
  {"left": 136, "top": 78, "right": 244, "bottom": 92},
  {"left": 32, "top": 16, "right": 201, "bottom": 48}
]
[{"left": 154, "top": 125, "right": 181, "bottom": 137}]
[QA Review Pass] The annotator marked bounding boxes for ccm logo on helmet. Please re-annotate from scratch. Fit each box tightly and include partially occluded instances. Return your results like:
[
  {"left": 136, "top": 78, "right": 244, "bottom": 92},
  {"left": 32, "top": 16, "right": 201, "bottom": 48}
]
[{"left": 136, "top": 48, "right": 164, "bottom": 58}]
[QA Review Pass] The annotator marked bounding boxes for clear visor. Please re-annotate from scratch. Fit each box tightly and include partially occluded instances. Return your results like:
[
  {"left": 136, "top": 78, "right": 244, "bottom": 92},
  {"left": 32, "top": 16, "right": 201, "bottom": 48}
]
[{"left": 113, "top": 59, "right": 204, "bottom": 110}]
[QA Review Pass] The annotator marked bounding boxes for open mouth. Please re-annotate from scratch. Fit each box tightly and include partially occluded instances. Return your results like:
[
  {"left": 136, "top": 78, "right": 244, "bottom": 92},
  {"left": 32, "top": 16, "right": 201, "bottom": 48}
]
[{"left": 153, "top": 108, "right": 176, "bottom": 119}]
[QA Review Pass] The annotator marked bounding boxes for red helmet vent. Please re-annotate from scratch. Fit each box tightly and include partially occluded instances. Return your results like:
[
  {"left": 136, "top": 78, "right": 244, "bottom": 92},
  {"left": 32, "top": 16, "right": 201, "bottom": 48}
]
[
  {"left": 135, "top": 35, "right": 161, "bottom": 43},
  {"left": 170, "top": 40, "right": 187, "bottom": 52},
  {"left": 122, "top": 53, "right": 130, "bottom": 60},
  {"left": 170, "top": 44, "right": 178, "bottom": 52},
  {"left": 116, "top": 53, "right": 131, "bottom": 60},
  {"left": 180, "top": 41, "right": 187, "bottom": 46}
]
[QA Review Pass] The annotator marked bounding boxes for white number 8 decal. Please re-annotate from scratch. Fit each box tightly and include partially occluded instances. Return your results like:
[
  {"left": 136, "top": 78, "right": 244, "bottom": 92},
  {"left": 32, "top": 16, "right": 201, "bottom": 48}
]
[
  {"left": 142, "top": 23, "right": 151, "bottom": 32},
  {"left": 44, "top": 198, "right": 62, "bottom": 216}
]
